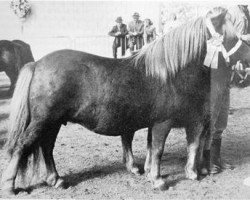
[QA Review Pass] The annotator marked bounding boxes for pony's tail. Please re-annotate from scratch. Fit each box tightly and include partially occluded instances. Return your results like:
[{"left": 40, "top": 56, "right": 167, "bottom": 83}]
[
  {"left": 5, "top": 62, "right": 42, "bottom": 186},
  {"left": 6, "top": 61, "right": 36, "bottom": 156}
]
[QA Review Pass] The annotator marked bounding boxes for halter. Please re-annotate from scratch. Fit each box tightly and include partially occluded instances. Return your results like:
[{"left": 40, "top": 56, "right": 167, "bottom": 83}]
[{"left": 204, "top": 18, "right": 242, "bottom": 68}]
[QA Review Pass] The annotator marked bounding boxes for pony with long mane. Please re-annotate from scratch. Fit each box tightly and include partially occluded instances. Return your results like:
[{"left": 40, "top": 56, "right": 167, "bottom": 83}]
[
  {"left": 0, "top": 40, "right": 34, "bottom": 94},
  {"left": 2, "top": 8, "right": 250, "bottom": 195}
]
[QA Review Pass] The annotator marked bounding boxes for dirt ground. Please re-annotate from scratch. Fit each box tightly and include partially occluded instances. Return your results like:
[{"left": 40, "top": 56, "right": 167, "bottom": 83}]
[{"left": 1, "top": 72, "right": 250, "bottom": 199}]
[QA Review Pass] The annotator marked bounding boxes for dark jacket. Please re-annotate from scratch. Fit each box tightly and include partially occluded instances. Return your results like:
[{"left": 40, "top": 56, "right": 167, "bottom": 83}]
[
  {"left": 128, "top": 20, "right": 144, "bottom": 36},
  {"left": 108, "top": 24, "right": 128, "bottom": 57},
  {"left": 127, "top": 20, "right": 144, "bottom": 50},
  {"left": 108, "top": 24, "right": 128, "bottom": 39}
]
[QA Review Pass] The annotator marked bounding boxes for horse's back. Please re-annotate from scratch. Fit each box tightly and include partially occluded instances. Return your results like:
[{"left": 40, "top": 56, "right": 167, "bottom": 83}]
[
  {"left": 12, "top": 40, "right": 35, "bottom": 63},
  {"left": 29, "top": 49, "right": 150, "bottom": 134}
]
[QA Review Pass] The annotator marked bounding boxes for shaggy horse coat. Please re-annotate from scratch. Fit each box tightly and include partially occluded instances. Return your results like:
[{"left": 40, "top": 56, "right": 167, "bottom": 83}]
[{"left": 2, "top": 9, "right": 250, "bottom": 194}]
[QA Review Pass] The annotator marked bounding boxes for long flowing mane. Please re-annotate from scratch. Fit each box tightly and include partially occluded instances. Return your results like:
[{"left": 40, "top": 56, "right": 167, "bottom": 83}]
[{"left": 131, "top": 17, "right": 207, "bottom": 81}]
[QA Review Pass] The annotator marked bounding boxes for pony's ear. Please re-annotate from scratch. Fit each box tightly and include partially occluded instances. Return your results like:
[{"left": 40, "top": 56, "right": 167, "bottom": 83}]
[{"left": 210, "top": 9, "right": 228, "bottom": 29}]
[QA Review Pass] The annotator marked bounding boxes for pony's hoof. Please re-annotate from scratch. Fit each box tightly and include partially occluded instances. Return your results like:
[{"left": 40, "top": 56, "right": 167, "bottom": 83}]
[
  {"left": 2, "top": 186, "right": 15, "bottom": 196},
  {"left": 153, "top": 178, "right": 167, "bottom": 191},
  {"left": 130, "top": 166, "right": 140, "bottom": 176},
  {"left": 46, "top": 175, "right": 65, "bottom": 188},
  {"left": 200, "top": 167, "right": 209, "bottom": 175},
  {"left": 55, "top": 178, "right": 65, "bottom": 189},
  {"left": 2, "top": 180, "right": 15, "bottom": 196},
  {"left": 221, "top": 162, "right": 234, "bottom": 170},
  {"left": 127, "top": 165, "right": 140, "bottom": 176},
  {"left": 209, "top": 164, "right": 221, "bottom": 174},
  {"left": 185, "top": 169, "right": 198, "bottom": 180}
]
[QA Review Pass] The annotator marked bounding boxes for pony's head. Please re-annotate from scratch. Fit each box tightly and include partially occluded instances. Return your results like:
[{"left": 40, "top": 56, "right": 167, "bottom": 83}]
[
  {"left": 207, "top": 7, "right": 250, "bottom": 66},
  {"left": 132, "top": 6, "right": 250, "bottom": 82},
  {"left": 206, "top": 7, "right": 250, "bottom": 87}
]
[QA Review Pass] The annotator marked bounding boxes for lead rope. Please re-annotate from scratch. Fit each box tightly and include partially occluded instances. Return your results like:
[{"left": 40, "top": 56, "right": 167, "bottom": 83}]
[{"left": 204, "top": 18, "right": 243, "bottom": 68}]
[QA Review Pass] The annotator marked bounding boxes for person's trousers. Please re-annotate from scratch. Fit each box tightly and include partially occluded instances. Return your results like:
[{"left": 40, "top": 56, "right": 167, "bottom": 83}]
[
  {"left": 128, "top": 36, "right": 143, "bottom": 52},
  {"left": 112, "top": 38, "right": 126, "bottom": 58},
  {"left": 213, "top": 88, "right": 230, "bottom": 139}
]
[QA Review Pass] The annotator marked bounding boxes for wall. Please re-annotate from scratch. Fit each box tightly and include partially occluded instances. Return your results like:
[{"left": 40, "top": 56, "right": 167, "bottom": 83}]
[{"left": 0, "top": 1, "right": 160, "bottom": 59}]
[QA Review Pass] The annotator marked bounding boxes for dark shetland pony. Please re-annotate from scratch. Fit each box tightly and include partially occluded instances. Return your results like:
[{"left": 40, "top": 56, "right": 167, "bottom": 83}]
[
  {"left": 2, "top": 9, "right": 250, "bottom": 195},
  {"left": 0, "top": 40, "right": 34, "bottom": 93}
]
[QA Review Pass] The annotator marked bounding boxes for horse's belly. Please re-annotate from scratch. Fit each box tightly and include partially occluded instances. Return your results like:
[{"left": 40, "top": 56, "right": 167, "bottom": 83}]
[
  {"left": 75, "top": 122, "right": 133, "bottom": 136},
  {"left": 74, "top": 112, "right": 146, "bottom": 136}
]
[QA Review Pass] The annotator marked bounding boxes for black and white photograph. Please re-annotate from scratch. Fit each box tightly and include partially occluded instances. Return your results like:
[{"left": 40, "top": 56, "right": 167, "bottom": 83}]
[{"left": 1, "top": 0, "right": 250, "bottom": 199}]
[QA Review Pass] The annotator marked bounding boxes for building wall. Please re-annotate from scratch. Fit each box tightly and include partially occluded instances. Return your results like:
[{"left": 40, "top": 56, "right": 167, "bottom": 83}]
[{"left": 0, "top": 1, "right": 160, "bottom": 59}]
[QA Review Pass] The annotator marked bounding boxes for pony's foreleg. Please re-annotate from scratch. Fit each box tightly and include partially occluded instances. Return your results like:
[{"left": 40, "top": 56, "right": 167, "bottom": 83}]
[
  {"left": 149, "top": 121, "right": 171, "bottom": 190},
  {"left": 196, "top": 124, "right": 210, "bottom": 176},
  {"left": 121, "top": 132, "right": 140, "bottom": 175},
  {"left": 144, "top": 127, "right": 152, "bottom": 175},
  {"left": 40, "top": 124, "right": 64, "bottom": 188},
  {"left": 185, "top": 122, "right": 204, "bottom": 180}
]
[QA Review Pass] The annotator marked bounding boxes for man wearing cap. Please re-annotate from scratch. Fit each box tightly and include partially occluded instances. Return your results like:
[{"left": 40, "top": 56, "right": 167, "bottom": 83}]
[
  {"left": 128, "top": 12, "right": 144, "bottom": 53},
  {"left": 207, "top": 5, "right": 250, "bottom": 175},
  {"left": 227, "top": 5, "right": 250, "bottom": 187},
  {"left": 108, "top": 16, "right": 128, "bottom": 58},
  {"left": 204, "top": 7, "right": 235, "bottom": 175}
]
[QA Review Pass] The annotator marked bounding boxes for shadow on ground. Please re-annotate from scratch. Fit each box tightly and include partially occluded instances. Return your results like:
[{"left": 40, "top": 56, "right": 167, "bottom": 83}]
[
  {"left": 61, "top": 153, "right": 187, "bottom": 188},
  {"left": 229, "top": 107, "right": 250, "bottom": 116},
  {"left": 62, "top": 163, "right": 135, "bottom": 187}
]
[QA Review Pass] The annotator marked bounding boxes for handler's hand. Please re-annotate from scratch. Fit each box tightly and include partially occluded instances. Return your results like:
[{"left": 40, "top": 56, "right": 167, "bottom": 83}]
[{"left": 115, "top": 32, "right": 121, "bottom": 36}]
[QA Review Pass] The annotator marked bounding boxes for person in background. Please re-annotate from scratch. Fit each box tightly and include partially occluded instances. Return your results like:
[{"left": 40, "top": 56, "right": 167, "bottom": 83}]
[
  {"left": 143, "top": 18, "right": 156, "bottom": 44},
  {"left": 108, "top": 16, "right": 128, "bottom": 58},
  {"left": 127, "top": 12, "right": 144, "bottom": 53},
  {"left": 227, "top": 5, "right": 250, "bottom": 187}
]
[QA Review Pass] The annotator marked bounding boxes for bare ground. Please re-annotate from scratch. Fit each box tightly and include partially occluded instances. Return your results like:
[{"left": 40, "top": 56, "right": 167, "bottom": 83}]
[{"left": 0, "top": 72, "right": 250, "bottom": 199}]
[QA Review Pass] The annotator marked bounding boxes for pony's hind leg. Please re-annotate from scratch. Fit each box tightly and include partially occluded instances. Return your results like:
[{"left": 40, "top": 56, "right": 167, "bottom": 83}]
[
  {"left": 2, "top": 121, "right": 44, "bottom": 195},
  {"left": 121, "top": 132, "right": 140, "bottom": 175},
  {"left": 40, "top": 123, "right": 64, "bottom": 188},
  {"left": 185, "top": 122, "right": 204, "bottom": 180}
]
